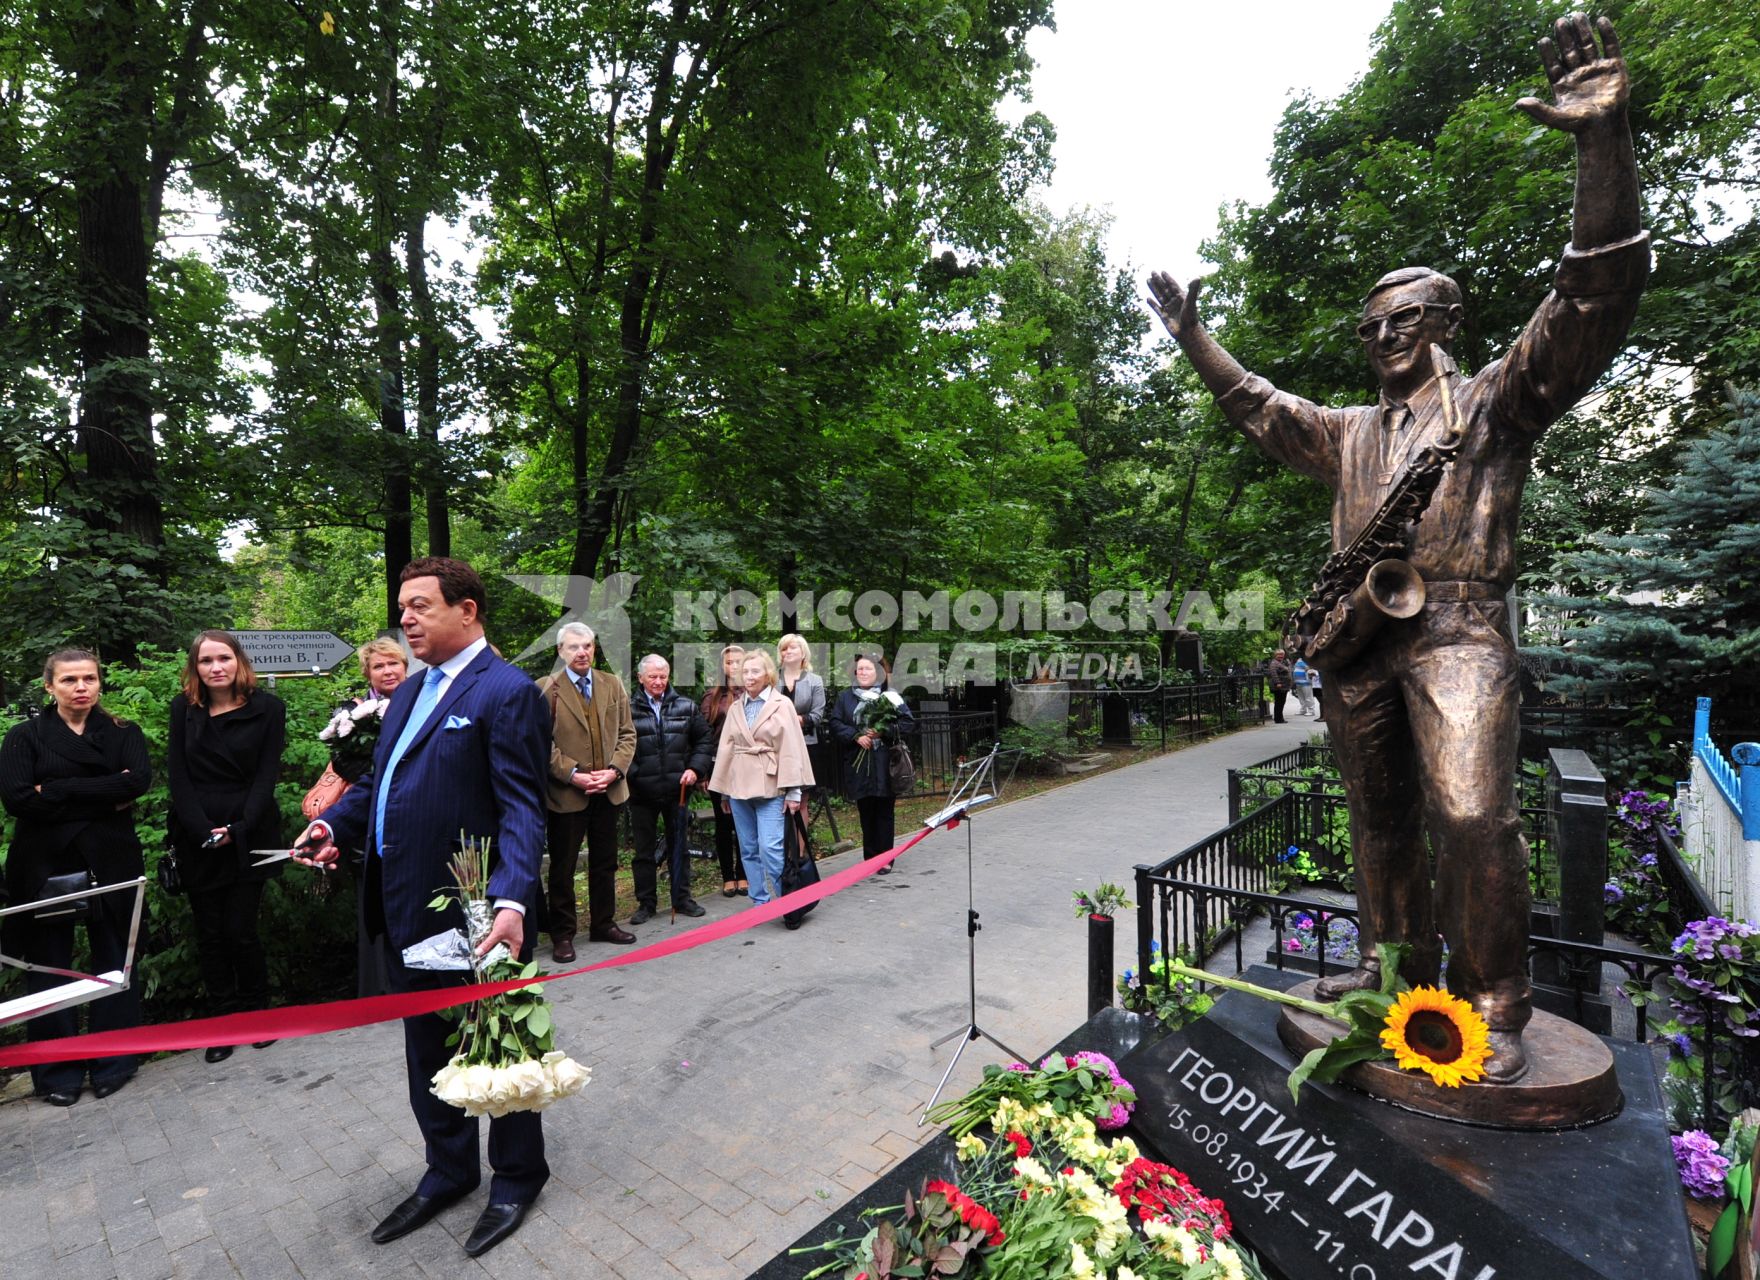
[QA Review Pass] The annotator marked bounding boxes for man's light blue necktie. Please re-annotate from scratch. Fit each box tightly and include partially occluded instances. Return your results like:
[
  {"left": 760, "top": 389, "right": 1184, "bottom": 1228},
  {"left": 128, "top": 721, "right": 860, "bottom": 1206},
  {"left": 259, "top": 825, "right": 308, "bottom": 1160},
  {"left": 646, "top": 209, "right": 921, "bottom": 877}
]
[
  {"left": 577, "top": 672, "right": 592, "bottom": 702},
  {"left": 374, "top": 666, "right": 446, "bottom": 855}
]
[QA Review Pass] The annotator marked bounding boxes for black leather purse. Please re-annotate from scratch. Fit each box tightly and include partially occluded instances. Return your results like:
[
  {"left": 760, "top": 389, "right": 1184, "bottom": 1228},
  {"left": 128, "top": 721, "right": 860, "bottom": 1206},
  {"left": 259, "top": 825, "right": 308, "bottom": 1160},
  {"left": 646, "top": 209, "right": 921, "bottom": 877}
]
[
  {"left": 156, "top": 843, "right": 183, "bottom": 894},
  {"left": 34, "top": 870, "right": 97, "bottom": 920}
]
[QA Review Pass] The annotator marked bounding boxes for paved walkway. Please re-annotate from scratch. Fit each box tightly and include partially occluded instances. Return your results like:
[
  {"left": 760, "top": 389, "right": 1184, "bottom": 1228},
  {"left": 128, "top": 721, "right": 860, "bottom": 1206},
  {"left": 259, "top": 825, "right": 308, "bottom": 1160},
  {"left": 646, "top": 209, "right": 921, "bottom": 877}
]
[{"left": 0, "top": 716, "right": 1319, "bottom": 1279}]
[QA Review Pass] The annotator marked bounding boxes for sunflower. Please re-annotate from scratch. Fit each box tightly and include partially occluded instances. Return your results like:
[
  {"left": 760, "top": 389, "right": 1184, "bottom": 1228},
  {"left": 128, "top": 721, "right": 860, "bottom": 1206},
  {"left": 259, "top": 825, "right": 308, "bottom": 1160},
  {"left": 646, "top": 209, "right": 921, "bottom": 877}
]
[{"left": 1379, "top": 987, "right": 1492, "bottom": 1087}]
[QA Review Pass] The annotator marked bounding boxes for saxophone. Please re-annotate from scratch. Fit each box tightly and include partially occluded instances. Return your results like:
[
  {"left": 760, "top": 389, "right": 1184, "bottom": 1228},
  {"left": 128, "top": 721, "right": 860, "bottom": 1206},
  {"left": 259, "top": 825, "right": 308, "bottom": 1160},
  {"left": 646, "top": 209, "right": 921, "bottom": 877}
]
[{"left": 1290, "top": 344, "right": 1465, "bottom": 672}]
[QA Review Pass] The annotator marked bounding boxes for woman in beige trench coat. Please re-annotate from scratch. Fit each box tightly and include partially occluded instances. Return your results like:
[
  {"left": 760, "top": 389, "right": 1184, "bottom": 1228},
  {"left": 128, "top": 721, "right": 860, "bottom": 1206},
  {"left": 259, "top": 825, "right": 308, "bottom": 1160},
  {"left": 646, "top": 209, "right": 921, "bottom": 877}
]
[{"left": 707, "top": 650, "right": 814, "bottom": 907}]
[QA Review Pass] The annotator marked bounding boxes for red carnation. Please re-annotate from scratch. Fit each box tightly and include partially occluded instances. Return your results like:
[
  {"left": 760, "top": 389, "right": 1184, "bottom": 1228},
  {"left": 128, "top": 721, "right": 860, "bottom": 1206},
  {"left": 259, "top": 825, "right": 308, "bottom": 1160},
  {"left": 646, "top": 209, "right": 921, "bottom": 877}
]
[{"left": 1006, "top": 1130, "right": 1032, "bottom": 1158}]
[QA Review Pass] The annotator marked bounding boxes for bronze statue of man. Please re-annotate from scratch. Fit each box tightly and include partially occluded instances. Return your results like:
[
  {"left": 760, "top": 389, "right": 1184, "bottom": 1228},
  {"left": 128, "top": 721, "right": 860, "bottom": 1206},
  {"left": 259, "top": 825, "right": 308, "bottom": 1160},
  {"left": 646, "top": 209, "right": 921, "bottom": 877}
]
[{"left": 1149, "top": 13, "right": 1646, "bottom": 1083}]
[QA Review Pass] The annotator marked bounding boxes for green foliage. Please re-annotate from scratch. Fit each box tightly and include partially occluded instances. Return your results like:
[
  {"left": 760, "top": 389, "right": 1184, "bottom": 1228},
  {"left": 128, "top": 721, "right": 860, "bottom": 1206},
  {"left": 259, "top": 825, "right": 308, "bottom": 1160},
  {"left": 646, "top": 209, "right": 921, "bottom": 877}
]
[
  {"left": 1534, "top": 387, "right": 1760, "bottom": 754},
  {"left": 1071, "top": 883, "right": 1131, "bottom": 920},
  {"left": 998, "top": 722, "right": 1070, "bottom": 774},
  {"left": 1192, "top": 0, "right": 1760, "bottom": 602},
  {"left": 1118, "top": 945, "right": 1216, "bottom": 1033}
]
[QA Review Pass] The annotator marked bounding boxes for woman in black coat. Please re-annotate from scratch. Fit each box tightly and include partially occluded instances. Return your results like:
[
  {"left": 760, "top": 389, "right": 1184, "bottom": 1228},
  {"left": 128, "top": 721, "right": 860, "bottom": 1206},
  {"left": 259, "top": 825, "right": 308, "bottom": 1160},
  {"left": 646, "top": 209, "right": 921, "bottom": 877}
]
[
  {"left": 0, "top": 649, "right": 151, "bottom": 1105},
  {"left": 167, "top": 630, "right": 286, "bottom": 1063},
  {"left": 827, "top": 653, "right": 914, "bottom": 874}
]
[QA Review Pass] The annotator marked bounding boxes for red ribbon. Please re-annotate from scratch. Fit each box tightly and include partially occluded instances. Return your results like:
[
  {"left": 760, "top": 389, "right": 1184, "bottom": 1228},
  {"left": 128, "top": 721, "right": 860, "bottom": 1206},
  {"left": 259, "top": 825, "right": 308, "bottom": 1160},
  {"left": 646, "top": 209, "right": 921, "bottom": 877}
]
[{"left": 0, "top": 826, "right": 938, "bottom": 1068}]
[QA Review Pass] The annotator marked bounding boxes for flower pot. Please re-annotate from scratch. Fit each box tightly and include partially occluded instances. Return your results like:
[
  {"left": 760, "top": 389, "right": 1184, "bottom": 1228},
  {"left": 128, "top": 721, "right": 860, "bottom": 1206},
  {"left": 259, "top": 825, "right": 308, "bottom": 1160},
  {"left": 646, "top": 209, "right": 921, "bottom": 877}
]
[{"left": 1087, "top": 913, "right": 1114, "bottom": 1018}]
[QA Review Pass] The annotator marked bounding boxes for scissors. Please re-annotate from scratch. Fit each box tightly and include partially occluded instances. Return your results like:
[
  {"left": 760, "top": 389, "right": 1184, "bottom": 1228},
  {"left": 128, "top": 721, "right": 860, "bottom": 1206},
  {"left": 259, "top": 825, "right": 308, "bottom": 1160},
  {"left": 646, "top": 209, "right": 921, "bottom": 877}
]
[{"left": 251, "top": 836, "right": 332, "bottom": 869}]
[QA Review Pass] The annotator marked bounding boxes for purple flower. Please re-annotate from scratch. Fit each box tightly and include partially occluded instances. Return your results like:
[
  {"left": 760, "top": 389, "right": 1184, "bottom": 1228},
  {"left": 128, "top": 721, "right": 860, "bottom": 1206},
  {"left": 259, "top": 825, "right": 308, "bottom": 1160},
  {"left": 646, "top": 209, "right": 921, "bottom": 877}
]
[
  {"left": 1666, "top": 1032, "right": 1695, "bottom": 1059},
  {"left": 1097, "top": 1101, "right": 1131, "bottom": 1131},
  {"left": 1720, "top": 943, "right": 1745, "bottom": 961},
  {"left": 1071, "top": 1050, "right": 1116, "bottom": 1072},
  {"left": 1605, "top": 882, "right": 1625, "bottom": 904},
  {"left": 1674, "top": 1130, "right": 1732, "bottom": 1200}
]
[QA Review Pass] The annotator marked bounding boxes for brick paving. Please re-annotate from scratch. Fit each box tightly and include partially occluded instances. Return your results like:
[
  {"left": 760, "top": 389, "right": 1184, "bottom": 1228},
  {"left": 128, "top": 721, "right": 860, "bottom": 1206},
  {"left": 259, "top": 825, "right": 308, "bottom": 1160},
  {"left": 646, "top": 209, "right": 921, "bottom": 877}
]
[{"left": 0, "top": 718, "right": 1315, "bottom": 1278}]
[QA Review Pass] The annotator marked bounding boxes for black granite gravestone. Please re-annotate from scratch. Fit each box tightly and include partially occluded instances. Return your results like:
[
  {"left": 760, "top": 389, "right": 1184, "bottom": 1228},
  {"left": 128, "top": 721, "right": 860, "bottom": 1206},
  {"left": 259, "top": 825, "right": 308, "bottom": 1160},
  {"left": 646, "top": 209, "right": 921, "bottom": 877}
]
[{"left": 1118, "top": 967, "right": 1696, "bottom": 1280}]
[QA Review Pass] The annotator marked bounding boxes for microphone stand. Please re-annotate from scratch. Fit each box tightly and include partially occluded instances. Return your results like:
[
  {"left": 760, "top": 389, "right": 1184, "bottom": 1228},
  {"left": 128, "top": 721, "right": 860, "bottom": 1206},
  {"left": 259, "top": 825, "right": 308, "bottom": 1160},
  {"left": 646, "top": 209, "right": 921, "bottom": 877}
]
[{"left": 919, "top": 744, "right": 1026, "bottom": 1122}]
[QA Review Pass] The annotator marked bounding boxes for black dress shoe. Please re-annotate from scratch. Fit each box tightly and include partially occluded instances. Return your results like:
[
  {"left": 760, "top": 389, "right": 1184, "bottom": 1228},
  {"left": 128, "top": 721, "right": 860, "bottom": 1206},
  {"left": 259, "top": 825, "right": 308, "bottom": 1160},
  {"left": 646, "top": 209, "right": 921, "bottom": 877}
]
[
  {"left": 589, "top": 925, "right": 637, "bottom": 945},
  {"left": 629, "top": 905, "right": 656, "bottom": 926},
  {"left": 370, "top": 1186, "right": 475, "bottom": 1245},
  {"left": 91, "top": 1079, "right": 130, "bottom": 1100},
  {"left": 551, "top": 938, "right": 576, "bottom": 963},
  {"left": 674, "top": 898, "right": 706, "bottom": 918},
  {"left": 41, "top": 1090, "right": 79, "bottom": 1107},
  {"left": 464, "top": 1201, "right": 532, "bottom": 1258},
  {"left": 252, "top": 1040, "right": 276, "bottom": 1049},
  {"left": 204, "top": 1046, "right": 233, "bottom": 1064}
]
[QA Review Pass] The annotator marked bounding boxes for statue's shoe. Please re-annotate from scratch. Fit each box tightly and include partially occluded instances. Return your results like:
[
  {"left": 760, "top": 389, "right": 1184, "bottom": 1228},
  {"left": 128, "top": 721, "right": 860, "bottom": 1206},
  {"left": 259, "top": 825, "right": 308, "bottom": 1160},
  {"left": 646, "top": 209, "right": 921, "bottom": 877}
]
[
  {"left": 1315, "top": 965, "right": 1381, "bottom": 1000},
  {"left": 1482, "top": 1029, "right": 1530, "bottom": 1084}
]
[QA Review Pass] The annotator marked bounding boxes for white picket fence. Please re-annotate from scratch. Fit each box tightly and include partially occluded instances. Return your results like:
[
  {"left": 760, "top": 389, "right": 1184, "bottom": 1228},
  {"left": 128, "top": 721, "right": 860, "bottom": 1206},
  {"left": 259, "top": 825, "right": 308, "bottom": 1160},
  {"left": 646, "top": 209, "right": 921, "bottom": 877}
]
[{"left": 1679, "top": 697, "right": 1760, "bottom": 920}]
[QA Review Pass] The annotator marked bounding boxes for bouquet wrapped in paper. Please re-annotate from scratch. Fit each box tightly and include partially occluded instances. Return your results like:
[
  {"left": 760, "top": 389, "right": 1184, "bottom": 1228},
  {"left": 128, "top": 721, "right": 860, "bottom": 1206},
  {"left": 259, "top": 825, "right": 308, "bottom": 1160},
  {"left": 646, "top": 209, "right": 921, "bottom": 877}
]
[
  {"left": 851, "top": 687, "right": 905, "bottom": 778},
  {"left": 318, "top": 697, "right": 391, "bottom": 743},
  {"left": 425, "top": 834, "right": 591, "bottom": 1117}
]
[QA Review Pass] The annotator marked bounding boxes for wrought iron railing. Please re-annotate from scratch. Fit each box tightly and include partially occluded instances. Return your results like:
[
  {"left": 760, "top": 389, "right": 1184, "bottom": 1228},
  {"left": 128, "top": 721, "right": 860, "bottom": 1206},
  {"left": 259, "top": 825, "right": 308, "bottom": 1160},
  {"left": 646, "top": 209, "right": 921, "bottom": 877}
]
[
  {"left": 1132, "top": 790, "right": 1756, "bottom": 1128},
  {"left": 1224, "top": 746, "right": 1554, "bottom": 897},
  {"left": 898, "top": 709, "right": 999, "bottom": 799},
  {"left": 1063, "top": 675, "right": 1271, "bottom": 751}
]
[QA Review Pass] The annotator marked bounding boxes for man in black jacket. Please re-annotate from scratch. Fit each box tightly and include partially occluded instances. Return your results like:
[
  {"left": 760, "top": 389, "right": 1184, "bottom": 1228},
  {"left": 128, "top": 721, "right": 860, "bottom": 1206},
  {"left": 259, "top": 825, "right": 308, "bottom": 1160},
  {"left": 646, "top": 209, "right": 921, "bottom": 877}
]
[{"left": 626, "top": 655, "right": 713, "bottom": 922}]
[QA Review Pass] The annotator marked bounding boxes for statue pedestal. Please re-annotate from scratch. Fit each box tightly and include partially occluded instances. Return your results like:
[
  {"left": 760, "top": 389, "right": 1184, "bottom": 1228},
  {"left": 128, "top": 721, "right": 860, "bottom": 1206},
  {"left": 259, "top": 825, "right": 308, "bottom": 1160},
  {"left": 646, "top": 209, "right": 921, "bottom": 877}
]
[
  {"left": 1119, "top": 968, "right": 1695, "bottom": 1280},
  {"left": 1275, "top": 978, "right": 1622, "bottom": 1129}
]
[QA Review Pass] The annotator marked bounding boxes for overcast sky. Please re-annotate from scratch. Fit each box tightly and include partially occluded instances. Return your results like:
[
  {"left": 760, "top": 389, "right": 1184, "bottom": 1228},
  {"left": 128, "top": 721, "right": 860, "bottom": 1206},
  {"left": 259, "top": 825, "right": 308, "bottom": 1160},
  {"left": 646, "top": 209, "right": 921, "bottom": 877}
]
[{"left": 1006, "top": 1, "right": 1391, "bottom": 284}]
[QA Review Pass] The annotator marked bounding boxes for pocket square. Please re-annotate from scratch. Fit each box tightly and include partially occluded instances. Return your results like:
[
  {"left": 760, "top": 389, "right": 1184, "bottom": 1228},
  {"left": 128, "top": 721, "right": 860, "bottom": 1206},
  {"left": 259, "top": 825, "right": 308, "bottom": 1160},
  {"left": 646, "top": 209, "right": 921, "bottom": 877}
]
[{"left": 444, "top": 715, "right": 472, "bottom": 730}]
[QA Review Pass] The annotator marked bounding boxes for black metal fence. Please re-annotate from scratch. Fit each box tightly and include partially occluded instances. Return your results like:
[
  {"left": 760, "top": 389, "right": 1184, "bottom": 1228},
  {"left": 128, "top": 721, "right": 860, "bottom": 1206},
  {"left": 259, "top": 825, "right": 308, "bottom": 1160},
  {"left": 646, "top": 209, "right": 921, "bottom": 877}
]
[
  {"left": 1224, "top": 742, "right": 1558, "bottom": 898},
  {"left": 806, "top": 708, "right": 1000, "bottom": 804},
  {"left": 1131, "top": 788, "right": 1755, "bottom": 1128},
  {"left": 1063, "top": 675, "right": 1270, "bottom": 751},
  {"left": 902, "top": 709, "right": 1001, "bottom": 798}
]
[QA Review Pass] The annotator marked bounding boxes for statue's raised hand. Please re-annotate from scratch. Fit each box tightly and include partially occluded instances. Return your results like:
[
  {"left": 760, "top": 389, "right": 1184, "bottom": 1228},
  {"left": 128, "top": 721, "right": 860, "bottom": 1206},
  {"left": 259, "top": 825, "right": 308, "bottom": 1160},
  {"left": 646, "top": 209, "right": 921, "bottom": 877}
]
[
  {"left": 1516, "top": 13, "right": 1627, "bottom": 134},
  {"left": 1147, "top": 272, "right": 1203, "bottom": 343}
]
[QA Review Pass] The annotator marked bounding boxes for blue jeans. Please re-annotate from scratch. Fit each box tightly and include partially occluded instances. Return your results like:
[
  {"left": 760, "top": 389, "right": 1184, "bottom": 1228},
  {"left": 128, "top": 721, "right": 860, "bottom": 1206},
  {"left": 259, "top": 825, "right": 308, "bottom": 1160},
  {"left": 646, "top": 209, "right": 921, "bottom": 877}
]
[{"left": 729, "top": 795, "right": 785, "bottom": 905}]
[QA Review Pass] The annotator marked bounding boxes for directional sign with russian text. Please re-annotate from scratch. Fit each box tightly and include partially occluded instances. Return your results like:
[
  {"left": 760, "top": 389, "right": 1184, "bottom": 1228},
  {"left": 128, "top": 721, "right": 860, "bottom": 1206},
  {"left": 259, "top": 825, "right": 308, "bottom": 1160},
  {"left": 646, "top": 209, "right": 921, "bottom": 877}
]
[{"left": 232, "top": 630, "right": 357, "bottom": 675}]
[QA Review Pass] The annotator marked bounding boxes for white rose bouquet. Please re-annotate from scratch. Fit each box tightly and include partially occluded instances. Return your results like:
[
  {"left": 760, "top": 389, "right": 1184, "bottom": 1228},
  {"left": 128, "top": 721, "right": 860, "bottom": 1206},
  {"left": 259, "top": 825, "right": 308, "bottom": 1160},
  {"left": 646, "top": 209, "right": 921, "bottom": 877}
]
[
  {"left": 318, "top": 697, "right": 391, "bottom": 743},
  {"left": 426, "top": 834, "right": 591, "bottom": 1118}
]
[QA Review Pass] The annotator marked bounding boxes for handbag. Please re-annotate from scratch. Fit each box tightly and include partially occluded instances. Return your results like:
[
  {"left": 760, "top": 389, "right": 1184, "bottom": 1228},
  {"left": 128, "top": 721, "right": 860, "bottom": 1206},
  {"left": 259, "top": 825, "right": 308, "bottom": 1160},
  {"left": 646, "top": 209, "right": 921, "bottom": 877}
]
[
  {"left": 34, "top": 870, "right": 97, "bottom": 921},
  {"left": 780, "top": 808, "right": 821, "bottom": 929},
  {"left": 302, "top": 763, "right": 351, "bottom": 820},
  {"left": 888, "top": 740, "right": 916, "bottom": 796}
]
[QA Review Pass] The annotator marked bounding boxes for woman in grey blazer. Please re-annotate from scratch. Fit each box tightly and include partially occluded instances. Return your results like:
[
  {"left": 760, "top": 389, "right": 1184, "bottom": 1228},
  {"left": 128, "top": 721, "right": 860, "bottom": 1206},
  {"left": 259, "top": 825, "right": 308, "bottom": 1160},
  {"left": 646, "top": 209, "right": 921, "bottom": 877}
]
[{"left": 776, "top": 634, "right": 826, "bottom": 746}]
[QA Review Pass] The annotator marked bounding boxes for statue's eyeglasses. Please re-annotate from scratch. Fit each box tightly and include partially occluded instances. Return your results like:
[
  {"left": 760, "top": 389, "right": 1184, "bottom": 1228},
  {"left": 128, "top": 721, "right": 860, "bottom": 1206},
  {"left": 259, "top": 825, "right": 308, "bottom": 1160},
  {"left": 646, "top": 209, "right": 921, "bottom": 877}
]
[{"left": 1356, "top": 302, "right": 1450, "bottom": 343}]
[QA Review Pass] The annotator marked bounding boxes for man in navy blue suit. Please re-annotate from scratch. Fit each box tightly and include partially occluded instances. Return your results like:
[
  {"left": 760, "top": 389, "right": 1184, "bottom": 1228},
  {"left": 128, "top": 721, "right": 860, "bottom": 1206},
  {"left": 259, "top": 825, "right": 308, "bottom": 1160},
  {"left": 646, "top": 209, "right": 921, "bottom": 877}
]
[{"left": 297, "top": 557, "right": 550, "bottom": 1258}]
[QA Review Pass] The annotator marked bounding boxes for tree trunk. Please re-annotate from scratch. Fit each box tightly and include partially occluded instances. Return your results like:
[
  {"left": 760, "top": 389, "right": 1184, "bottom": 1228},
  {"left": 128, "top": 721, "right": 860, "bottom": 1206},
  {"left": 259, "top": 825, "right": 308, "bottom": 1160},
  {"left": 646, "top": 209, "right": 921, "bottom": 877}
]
[
  {"left": 371, "top": 0, "right": 410, "bottom": 625},
  {"left": 566, "top": 0, "right": 719, "bottom": 581},
  {"left": 67, "top": 0, "right": 163, "bottom": 663},
  {"left": 406, "top": 208, "right": 449, "bottom": 557}
]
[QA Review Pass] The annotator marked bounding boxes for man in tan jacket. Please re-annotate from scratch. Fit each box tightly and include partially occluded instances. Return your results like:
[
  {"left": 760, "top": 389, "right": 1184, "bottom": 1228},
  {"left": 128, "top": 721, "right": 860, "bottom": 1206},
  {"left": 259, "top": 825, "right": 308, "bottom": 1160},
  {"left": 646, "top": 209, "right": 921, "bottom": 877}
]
[{"left": 536, "top": 622, "right": 636, "bottom": 957}]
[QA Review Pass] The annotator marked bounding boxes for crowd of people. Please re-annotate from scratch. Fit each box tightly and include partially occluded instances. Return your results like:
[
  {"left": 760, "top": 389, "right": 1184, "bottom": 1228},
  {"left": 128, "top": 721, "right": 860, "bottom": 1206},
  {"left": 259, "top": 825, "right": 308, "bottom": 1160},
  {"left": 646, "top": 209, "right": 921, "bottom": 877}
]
[
  {"left": 0, "top": 561, "right": 916, "bottom": 1108},
  {"left": 1, "top": 556, "right": 1297, "bottom": 1258}
]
